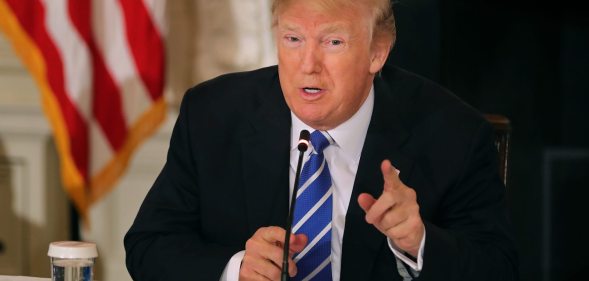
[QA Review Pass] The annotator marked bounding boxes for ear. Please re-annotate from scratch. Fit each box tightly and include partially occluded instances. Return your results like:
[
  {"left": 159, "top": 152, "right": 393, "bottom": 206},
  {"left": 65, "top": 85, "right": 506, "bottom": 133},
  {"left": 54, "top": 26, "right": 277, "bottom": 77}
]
[{"left": 369, "top": 35, "right": 392, "bottom": 74}]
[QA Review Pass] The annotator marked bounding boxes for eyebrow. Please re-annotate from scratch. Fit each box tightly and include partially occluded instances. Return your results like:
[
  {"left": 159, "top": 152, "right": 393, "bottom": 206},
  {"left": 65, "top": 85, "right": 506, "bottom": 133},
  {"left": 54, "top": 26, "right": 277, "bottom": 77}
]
[
  {"left": 279, "top": 21, "right": 349, "bottom": 35},
  {"left": 320, "top": 22, "right": 348, "bottom": 33},
  {"left": 279, "top": 22, "right": 301, "bottom": 32}
]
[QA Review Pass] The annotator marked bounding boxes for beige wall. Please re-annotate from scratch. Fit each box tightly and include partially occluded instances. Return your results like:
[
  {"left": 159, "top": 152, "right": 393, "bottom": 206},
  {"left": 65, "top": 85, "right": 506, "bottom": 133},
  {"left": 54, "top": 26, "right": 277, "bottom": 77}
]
[
  {"left": 0, "top": 34, "right": 40, "bottom": 108},
  {"left": 166, "top": 0, "right": 276, "bottom": 108}
]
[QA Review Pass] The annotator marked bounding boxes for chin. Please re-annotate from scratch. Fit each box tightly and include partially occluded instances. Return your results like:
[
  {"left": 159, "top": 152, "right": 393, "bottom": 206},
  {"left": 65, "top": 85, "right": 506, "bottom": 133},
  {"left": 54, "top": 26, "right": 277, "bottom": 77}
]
[{"left": 303, "top": 118, "right": 334, "bottom": 131}]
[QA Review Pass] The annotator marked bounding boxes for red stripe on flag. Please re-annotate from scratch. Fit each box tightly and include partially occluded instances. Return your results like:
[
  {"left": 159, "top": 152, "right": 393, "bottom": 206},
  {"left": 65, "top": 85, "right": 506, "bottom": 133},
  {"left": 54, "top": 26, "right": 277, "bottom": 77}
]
[
  {"left": 6, "top": 0, "right": 89, "bottom": 181},
  {"left": 68, "top": 0, "right": 128, "bottom": 152},
  {"left": 118, "top": 0, "right": 165, "bottom": 101}
]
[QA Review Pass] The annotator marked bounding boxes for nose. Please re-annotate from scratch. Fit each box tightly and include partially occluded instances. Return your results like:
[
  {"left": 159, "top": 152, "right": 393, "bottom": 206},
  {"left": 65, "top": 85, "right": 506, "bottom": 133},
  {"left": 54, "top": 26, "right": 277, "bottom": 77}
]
[{"left": 300, "top": 43, "right": 322, "bottom": 74}]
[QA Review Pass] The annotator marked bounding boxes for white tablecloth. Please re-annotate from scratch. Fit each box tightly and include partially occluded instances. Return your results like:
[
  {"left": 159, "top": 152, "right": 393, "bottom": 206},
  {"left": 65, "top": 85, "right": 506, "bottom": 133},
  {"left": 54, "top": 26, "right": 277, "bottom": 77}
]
[{"left": 0, "top": 276, "right": 49, "bottom": 281}]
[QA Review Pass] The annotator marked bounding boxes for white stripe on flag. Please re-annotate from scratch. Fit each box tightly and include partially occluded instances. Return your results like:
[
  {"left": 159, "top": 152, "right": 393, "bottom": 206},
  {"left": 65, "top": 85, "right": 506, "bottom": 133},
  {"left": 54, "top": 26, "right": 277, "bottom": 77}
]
[
  {"left": 41, "top": 0, "right": 93, "bottom": 120},
  {"left": 89, "top": 120, "right": 114, "bottom": 176},
  {"left": 141, "top": 0, "right": 167, "bottom": 36},
  {"left": 92, "top": 0, "right": 151, "bottom": 127}
]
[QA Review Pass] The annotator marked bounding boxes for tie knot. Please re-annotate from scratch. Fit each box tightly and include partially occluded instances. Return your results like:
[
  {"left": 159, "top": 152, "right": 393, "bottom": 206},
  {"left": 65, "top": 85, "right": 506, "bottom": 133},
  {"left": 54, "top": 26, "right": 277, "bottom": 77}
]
[{"left": 310, "top": 131, "right": 331, "bottom": 153}]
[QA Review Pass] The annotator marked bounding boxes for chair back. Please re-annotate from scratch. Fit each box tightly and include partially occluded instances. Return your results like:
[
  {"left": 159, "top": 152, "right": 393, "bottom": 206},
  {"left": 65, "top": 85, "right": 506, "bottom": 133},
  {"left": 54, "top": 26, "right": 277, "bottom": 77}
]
[{"left": 484, "top": 114, "right": 511, "bottom": 187}]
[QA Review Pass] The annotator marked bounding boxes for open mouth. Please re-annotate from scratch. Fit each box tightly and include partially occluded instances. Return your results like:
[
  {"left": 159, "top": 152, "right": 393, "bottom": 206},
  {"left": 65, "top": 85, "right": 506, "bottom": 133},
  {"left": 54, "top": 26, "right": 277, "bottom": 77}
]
[{"left": 303, "top": 87, "right": 322, "bottom": 94}]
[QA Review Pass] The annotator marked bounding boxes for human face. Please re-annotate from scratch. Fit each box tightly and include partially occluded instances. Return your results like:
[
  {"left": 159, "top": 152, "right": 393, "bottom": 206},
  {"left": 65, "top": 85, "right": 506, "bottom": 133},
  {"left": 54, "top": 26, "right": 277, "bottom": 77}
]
[{"left": 276, "top": 0, "right": 390, "bottom": 130}]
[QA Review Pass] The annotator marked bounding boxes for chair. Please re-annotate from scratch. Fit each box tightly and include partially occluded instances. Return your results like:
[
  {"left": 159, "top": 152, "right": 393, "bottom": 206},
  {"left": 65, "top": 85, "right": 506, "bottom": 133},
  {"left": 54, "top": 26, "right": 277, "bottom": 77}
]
[{"left": 484, "top": 114, "right": 511, "bottom": 187}]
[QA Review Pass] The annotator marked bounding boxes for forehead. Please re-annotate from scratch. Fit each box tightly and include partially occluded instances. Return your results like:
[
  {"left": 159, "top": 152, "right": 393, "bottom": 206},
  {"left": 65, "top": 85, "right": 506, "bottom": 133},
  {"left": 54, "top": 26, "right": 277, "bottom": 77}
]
[
  {"left": 275, "top": 0, "right": 370, "bottom": 15},
  {"left": 276, "top": 1, "right": 371, "bottom": 34}
]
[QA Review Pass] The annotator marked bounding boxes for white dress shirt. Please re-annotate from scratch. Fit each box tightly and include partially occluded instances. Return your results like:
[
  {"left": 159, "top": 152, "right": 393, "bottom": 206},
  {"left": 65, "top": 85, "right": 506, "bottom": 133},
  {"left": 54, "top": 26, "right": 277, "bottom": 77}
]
[{"left": 220, "top": 87, "right": 424, "bottom": 280}]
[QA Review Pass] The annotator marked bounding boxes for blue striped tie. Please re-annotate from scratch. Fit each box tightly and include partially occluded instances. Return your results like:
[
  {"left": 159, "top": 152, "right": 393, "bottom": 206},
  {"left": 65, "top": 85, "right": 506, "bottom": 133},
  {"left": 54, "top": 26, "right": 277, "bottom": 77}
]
[{"left": 292, "top": 130, "right": 333, "bottom": 281}]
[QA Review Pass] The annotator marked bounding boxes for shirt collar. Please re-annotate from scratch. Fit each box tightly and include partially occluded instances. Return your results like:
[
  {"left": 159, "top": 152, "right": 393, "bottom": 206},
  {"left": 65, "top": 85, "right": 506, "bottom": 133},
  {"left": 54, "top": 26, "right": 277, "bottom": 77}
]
[{"left": 290, "top": 85, "right": 374, "bottom": 161}]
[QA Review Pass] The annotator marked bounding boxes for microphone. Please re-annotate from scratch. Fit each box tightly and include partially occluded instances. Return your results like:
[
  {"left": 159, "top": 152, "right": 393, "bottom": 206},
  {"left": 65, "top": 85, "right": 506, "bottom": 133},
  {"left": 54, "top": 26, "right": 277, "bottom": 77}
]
[{"left": 281, "top": 130, "right": 310, "bottom": 281}]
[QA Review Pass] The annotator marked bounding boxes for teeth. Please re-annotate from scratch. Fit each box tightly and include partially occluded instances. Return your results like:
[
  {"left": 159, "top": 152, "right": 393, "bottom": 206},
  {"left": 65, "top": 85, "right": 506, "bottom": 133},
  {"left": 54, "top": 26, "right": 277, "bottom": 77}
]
[{"left": 304, "top": 88, "right": 321, "bottom": 94}]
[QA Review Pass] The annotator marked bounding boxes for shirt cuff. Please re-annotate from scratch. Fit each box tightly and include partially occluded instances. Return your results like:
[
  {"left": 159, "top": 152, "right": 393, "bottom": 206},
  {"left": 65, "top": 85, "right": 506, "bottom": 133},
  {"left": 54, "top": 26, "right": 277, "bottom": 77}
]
[
  {"left": 219, "top": 250, "right": 245, "bottom": 281},
  {"left": 387, "top": 228, "right": 426, "bottom": 272}
]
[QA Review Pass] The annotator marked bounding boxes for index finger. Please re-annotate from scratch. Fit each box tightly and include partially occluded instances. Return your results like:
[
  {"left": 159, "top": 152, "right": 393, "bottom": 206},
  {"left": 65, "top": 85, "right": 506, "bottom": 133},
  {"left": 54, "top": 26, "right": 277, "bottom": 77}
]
[{"left": 381, "top": 159, "right": 402, "bottom": 191}]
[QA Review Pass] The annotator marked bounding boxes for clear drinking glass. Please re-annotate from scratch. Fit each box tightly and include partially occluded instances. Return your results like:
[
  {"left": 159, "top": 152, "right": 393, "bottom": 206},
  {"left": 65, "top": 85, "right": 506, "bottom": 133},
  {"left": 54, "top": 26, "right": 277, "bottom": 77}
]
[{"left": 48, "top": 241, "right": 98, "bottom": 281}]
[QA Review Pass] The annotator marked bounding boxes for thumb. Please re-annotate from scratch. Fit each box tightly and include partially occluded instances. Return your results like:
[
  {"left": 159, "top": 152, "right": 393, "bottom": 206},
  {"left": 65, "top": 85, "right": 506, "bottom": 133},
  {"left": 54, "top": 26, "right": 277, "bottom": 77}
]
[
  {"left": 289, "top": 233, "right": 308, "bottom": 254},
  {"left": 358, "top": 193, "right": 376, "bottom": 213}
]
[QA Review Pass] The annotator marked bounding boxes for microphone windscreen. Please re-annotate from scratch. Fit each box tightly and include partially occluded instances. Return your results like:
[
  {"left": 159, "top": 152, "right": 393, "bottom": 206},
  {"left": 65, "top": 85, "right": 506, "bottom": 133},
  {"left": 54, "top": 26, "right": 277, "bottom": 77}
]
[{"left": 298, "top": 130, "right": 310, "bottom": 152}]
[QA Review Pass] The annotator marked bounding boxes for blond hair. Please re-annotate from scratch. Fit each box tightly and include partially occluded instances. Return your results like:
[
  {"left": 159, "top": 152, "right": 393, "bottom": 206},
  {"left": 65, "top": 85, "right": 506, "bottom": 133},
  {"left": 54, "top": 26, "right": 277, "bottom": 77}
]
[{"left": 271, "top": 0, "right": 396, "bottom": 45}]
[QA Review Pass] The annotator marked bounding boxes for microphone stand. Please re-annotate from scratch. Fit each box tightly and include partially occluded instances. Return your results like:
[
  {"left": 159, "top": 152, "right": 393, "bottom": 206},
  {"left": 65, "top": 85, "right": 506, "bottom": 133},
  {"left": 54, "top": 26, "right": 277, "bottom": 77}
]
[{"left": 281, "top": 130, "right": 310, "bottom": 281}]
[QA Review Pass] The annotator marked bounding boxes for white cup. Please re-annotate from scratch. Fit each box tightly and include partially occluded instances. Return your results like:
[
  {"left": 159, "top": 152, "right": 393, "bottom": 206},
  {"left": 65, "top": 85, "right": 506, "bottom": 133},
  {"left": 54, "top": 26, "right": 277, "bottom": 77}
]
[{"left": 48, "top": 241, "right": 98, "bottom": 281}]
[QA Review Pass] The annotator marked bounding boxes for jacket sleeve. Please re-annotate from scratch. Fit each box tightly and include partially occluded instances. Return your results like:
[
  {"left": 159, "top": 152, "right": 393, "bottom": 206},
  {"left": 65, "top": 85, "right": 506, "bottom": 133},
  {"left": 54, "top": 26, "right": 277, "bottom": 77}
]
[
  {"left": 124, "top": 91, "right": 237, "bottom": 281},
  {"left": 417, "top": 119, "right": 519, "bottom": 280}
]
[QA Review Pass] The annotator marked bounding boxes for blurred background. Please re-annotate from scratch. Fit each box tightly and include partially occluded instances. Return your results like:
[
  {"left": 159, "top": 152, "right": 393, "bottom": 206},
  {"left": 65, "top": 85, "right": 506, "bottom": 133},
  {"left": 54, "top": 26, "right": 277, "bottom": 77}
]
[
  {"left": 388, "top": 1, "right": 588, "bottom": 280},
  {"left": 0, "top": 0, "right": 587, "bottom": 280}
]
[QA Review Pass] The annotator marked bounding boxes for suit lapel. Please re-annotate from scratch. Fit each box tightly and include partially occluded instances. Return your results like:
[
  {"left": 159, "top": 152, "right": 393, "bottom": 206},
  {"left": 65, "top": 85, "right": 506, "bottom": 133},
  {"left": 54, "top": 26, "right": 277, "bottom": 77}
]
[
  {"left": 241, "top": 73, "right": 292, "bottom": 233},
  {"left": 341, "top": 74, "right": 415, "bottom": 280}
]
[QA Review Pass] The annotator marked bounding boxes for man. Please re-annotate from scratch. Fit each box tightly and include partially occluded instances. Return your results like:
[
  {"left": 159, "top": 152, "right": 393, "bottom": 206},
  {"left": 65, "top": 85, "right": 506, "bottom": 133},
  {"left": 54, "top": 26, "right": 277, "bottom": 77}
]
[{"left": 124, "top": 0, "right": 518, "bottom": 280}]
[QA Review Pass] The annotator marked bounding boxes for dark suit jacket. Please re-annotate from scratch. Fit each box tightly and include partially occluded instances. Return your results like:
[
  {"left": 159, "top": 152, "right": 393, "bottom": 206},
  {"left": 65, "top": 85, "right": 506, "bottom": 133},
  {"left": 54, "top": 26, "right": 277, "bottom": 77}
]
[{"left": 124, "top": 65, "right": 518, "bottom": 280}]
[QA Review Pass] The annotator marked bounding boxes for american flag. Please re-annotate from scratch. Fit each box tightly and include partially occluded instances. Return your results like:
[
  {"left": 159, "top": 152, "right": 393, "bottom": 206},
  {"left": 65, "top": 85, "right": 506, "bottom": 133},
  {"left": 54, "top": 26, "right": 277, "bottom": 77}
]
[{"left": 0, "top": 0, "right": 166, "bottom": 221}]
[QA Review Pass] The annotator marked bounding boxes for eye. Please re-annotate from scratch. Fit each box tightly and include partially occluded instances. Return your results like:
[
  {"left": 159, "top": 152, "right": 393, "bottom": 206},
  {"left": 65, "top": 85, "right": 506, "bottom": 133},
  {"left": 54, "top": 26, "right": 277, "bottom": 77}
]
[
  {"left": 282, "top": 35, "right": 302, "bottom": 48},
  {"left": 323, "top": 38, "right": 346, "bottom": 52},
  {"left": 285, "top": 36, "right": 300, "bottom": 43},
  {"left": 329, "top": 39, "right": 343, "bottom": 46}
]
